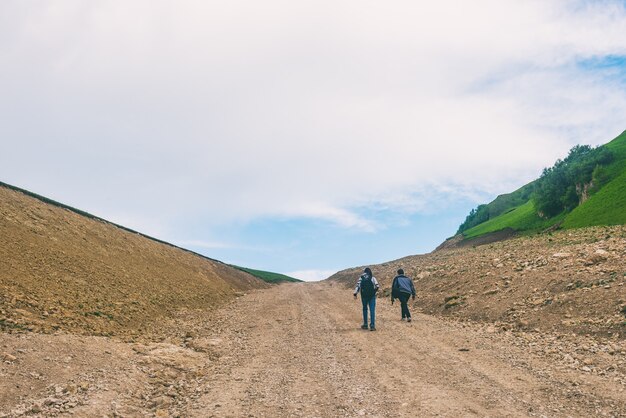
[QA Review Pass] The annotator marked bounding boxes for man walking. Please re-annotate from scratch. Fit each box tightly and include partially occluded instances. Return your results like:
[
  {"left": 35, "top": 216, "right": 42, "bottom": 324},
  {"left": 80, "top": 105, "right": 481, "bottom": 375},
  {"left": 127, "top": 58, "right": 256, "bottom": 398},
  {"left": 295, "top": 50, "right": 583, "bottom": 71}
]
[
  {"left": 391, "top": 268, "right": 416, "bottom": 322},
  {"left": 353, "top": 267, "right": 380, "bottom": 331}
]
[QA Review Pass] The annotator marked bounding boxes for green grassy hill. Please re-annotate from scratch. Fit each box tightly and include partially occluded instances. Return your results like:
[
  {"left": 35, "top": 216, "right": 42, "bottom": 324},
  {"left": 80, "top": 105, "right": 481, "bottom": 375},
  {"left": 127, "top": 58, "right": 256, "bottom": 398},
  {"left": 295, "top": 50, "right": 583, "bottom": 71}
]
[
  {"left": 463, "top": 201, "right": 555, "bottom": 238},
  {"left": 562, "top": 166, "right": 626, "bottom": 228},
  {"left": 232, "top": 266, "right": 302, "bottom": 283},
  {"left": 456, "top": 130, "right": 626, "bottom": 242},
  {"left": 561, "top": 129, "right": 626, "bottom": 228}
]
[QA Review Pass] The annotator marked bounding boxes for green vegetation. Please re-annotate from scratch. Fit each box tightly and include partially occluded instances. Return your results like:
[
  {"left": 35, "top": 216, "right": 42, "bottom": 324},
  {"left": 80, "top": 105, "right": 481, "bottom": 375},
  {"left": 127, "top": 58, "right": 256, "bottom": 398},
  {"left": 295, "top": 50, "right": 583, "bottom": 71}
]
[
  {"left": 85, "top": 311, "right": 114, "bottom": 320},
  {"left": 561, "top": 131, "right": 626, "bottom": 228},
  {"left": 463, "top": 201, "right": 545, "bottom": 238},
  {"left": 456, "top": 130, "right": 626, "bottom": 240},
  {"left": 605, "top": 130, "right": 626, "bottom": 172},
  {"left": 562, "top": 170, "right": 626, "bottom": 228},
  {"left": 232, "top": 266, "right": 302, "bottom": 283},
  {"left": 457, "top": 182, "right": 535, "bottom": 234},
  {"left": 534, "top": 145, "right": 613, "bottom": 217},
  {"left": 0, "top": 319, "right": 28, "bottom": 331}
]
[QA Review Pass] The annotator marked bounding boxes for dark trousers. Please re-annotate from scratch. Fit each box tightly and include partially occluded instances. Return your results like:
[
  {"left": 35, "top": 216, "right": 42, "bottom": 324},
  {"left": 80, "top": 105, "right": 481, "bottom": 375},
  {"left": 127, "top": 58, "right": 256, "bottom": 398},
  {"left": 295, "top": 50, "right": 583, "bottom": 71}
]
[{"left": 398, "top": 293, "right": 411, "bottom": 319}]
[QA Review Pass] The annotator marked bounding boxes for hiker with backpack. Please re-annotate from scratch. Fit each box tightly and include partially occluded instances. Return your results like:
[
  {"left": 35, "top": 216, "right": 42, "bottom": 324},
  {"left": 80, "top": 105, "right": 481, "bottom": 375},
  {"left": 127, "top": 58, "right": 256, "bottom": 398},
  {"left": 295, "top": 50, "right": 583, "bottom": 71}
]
[
  {"left": 353, "top": 267, "right": 380, "bottom": 331},
  {"left": 391, "top": 268, "right": 416, "bottom": 322}
]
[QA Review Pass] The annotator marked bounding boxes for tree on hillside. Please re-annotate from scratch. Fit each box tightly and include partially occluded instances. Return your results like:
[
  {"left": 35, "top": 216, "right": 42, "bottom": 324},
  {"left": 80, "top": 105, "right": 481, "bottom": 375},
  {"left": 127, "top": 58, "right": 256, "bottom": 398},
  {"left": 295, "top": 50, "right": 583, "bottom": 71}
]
[
  {"left": 534, "top": 145, "right": 613, "bottom": 217},
  {"left": 457, "top": 204, "right": 490, "bottom": 234}
]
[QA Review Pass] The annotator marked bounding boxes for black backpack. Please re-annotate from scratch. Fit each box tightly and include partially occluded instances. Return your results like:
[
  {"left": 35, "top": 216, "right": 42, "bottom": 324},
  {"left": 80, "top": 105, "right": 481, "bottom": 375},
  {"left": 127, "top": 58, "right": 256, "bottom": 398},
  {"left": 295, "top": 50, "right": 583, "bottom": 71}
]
[{"left": 360, "top": 274, "right": 375, "bottom": 298}]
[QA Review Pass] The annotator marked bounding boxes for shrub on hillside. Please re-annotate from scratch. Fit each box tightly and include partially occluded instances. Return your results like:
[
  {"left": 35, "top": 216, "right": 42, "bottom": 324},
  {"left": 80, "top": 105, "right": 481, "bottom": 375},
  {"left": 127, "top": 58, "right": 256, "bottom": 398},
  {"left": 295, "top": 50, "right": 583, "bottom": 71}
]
[
  {"left": 457, "top": 204, "right": 490, "bottom": 234},
  {"left": 590, "top": 165, "right": 611, "bottom": 193},
  {"left": 534, "top": 145, "right": 613, "bottom": 218}
]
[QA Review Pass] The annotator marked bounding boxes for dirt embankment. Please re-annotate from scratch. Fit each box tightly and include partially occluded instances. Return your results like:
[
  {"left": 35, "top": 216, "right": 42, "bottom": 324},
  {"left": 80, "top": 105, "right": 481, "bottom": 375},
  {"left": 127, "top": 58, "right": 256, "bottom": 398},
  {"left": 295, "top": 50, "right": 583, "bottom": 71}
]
[
  {"left": 0, "top": 185, "right": 267, "bottom": 340},
  {"left": 330, "top": 226, "right": 626, "bottom": 338},
  {"left": 435, "top": 227, "right": 518, "bottom": 251}
]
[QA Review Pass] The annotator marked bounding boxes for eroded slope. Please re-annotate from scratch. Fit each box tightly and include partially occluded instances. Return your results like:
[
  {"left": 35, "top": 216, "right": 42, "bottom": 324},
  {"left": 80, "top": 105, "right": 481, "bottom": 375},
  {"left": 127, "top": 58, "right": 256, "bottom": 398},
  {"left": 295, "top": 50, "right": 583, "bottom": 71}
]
[
  {"left": 0, "top": 185, "right": 267, "bottom": 339},
  {"left": 330, "top": 226, "right": 626, "bottom": 338}
]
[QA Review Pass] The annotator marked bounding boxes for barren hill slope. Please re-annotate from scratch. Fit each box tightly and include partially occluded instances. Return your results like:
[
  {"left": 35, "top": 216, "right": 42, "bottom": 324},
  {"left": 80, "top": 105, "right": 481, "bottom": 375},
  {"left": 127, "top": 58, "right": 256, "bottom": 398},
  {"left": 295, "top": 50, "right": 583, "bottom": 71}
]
[
  {"left": 329, "top": 226, "right": 626, "bottom": 338},
  {"left": 0, "top": 184, "right": 267, "bottom": 340}
]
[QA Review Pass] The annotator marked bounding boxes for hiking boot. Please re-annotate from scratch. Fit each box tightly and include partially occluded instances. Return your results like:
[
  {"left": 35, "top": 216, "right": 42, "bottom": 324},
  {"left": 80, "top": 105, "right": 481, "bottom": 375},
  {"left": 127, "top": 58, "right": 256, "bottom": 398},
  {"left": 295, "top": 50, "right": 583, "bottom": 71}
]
[
  {"left": 361, "top": 324, "right": 368, "bottom": 329},
  {"left": 407, "top": 318, "right": 412, "bottom": 322},
  {"left": 370, "top": 327, "right": 376, "bottom": 331},
  {"left": 401, "top": 318, "right": 406, "bottom": 321}
]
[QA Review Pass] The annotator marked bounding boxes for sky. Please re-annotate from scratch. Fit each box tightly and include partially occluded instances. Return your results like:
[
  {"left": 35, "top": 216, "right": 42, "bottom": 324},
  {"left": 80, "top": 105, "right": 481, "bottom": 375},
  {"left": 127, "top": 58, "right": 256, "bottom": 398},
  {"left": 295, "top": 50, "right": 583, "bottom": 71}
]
[{"left": 2, "top": 1, "right": 626, "bottom": 281}]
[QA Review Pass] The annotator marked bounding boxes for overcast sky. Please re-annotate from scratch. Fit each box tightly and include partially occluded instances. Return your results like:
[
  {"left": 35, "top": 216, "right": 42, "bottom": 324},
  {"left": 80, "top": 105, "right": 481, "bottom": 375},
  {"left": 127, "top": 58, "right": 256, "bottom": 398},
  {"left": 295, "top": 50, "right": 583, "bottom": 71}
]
[{"left": 2, "top": 1, "right": 626, "bottom": 280}]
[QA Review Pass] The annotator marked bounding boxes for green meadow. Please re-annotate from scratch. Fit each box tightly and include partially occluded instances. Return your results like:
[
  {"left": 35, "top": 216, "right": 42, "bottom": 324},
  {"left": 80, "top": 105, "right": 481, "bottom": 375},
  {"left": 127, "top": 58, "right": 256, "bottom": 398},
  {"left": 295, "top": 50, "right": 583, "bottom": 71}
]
[{"left": 458, "top": 131, "right": 626, "bottom": 240}]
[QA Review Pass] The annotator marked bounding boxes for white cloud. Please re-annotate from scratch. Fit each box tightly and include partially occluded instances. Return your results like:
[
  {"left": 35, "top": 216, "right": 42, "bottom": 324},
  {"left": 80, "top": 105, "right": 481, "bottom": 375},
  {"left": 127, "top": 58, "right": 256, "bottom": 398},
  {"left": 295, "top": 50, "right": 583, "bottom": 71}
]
[
  {"left": 279, "top": 202, "right": 378, "bottom": 231},
  {"left": 1, "top": 0, "right": 626, "bottom": 233},
  {"left": 285, "top": 269, "right": 338, "bottom": 282},
  {"left": 173, "top": 240, "right": 235, "bottom": 250}
]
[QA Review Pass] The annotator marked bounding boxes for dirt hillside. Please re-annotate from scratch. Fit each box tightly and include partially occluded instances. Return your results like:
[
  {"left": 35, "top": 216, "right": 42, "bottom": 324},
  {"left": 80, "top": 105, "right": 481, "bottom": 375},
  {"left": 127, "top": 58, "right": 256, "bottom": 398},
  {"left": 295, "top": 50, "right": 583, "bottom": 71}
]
[
  {"left": 0, "top": 185, "right": 267, "bottom": 340},
  {"left": 329, "top": 226, "right": 626, "bottom": 338}
]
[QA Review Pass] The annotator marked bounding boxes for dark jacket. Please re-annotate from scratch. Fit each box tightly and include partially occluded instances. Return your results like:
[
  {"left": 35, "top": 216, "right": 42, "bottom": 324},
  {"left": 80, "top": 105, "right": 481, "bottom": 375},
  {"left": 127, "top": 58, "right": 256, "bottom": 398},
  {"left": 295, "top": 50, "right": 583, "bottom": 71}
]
[{"left": 391, "top": 274, "right": 415, "bottom": 299}]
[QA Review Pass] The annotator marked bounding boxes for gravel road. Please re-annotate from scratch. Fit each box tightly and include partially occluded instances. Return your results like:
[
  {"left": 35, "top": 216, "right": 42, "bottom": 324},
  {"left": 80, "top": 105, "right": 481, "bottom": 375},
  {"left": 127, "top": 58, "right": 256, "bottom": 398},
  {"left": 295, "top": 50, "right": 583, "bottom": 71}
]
[{"left": 2, "top": 282, "right": 625, "bottom": 417}]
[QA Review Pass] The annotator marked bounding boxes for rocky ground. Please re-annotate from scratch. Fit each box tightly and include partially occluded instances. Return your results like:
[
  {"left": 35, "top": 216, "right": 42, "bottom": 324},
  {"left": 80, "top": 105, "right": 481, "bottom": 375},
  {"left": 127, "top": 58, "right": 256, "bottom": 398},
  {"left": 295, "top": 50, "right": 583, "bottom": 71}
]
[
  {"left": 330, "top": 225, "right": 626, "bottom": 339},
  {"left": 2, "top": 283, "right": 625, "bottom": 417}
]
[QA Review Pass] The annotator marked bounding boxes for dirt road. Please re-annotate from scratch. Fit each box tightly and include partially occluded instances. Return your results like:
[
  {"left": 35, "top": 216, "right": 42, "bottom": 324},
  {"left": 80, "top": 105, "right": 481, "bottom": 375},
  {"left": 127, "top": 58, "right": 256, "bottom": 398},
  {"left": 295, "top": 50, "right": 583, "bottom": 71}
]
[{"left": 2, "top": 282, "right": 625, "bottom": 417}]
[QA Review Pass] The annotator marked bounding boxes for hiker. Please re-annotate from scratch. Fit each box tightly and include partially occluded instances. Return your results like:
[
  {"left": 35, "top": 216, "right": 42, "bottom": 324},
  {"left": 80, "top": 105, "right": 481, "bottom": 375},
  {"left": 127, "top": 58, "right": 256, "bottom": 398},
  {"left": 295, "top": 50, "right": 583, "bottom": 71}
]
[
  {"left": 353, "top": 267, "right": 380, "bottom": 331},
  {"left": 391, "top": 268, "right": 416, "bottom": 322}
]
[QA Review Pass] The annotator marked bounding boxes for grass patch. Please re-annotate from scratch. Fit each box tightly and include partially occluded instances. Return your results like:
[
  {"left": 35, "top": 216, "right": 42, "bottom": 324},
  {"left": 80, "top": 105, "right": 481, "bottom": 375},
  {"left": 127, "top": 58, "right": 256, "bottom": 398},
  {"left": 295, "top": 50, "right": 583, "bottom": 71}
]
[
  {"left": 0, "top": 319, "right": 28, "bottom": 331},
  {"left": 444, "top": 295, "right": 465, "bottom": 309},
  {"left": 563, "top": 169, "right": 626, "bottom": 228},
  {"left": 605, "top": 130, "right": 626, "bottom": 164},
  {"left": 462, "top": 201, "right": 556, "bottom": 238},
  {"left": 232, "top": 266, "right": 302, "bottom": 283},
  {"left": 85, "top": 311, "right": 114, "bottom": 320}
]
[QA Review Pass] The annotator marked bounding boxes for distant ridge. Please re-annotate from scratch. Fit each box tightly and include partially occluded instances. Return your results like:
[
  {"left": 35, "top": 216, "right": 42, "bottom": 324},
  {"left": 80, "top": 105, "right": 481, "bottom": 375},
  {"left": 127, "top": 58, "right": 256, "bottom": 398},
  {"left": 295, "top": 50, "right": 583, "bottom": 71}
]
[{"left": 232, "top": 266, "right": 302, "bottom": 283}]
